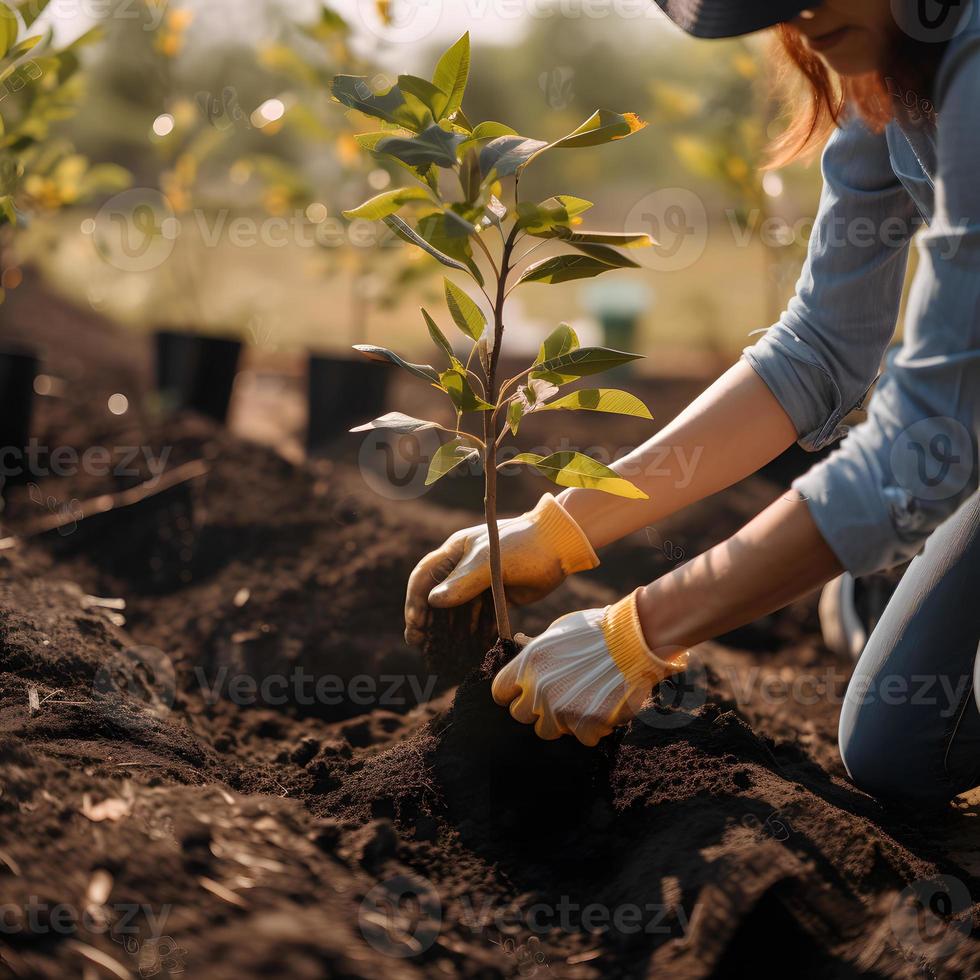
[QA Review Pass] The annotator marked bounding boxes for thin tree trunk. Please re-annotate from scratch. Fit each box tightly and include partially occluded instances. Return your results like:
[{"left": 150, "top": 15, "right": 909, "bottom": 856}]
[{"left": 482, "top": 225, "right": 519, "bottom": 643}]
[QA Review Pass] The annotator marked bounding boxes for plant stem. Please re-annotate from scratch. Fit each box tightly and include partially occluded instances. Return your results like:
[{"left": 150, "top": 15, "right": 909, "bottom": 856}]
[{"left": 483, "top": 222, "right": 520, "bottom": 643}]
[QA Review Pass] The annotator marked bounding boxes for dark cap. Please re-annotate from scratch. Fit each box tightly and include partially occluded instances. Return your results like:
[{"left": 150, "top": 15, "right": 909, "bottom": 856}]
[{"left": 653, "top": 0, "right": 812, "bottom": 38}]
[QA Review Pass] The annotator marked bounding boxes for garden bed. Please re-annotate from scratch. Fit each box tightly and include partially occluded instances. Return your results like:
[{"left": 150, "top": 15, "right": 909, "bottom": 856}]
[{"left": 1, "top": 279, "right": 979, "bottom": 979}]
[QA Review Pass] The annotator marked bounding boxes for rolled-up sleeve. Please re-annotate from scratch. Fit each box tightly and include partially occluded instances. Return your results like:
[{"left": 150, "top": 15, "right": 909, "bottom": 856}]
[
  {"left": 742, "top": 115, "right": 918, "bottom": 451},
  {"left": 789, "top": 43, "right": 980, "bottom": 576}
]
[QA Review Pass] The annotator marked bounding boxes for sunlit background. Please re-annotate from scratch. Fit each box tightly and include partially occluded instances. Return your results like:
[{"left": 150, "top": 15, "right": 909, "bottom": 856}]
[{"left": 6, "top": 0, "right": 830, "bottom": 387}]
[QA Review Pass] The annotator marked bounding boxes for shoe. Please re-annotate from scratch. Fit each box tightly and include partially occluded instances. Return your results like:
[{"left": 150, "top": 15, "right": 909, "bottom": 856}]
[{"left": 819, "top": 569, "right": 903, "bottom": 661}]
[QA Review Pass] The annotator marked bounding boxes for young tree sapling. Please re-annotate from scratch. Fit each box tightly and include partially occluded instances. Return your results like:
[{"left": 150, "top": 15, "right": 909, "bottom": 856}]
[{"left": 334, "top": 33, "right": 656, "bottom": 643}]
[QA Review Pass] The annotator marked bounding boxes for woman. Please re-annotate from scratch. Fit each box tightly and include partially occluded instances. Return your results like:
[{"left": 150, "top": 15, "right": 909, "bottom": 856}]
[{"left": 404, "top": 0, "right": 980, "bottom": 807}]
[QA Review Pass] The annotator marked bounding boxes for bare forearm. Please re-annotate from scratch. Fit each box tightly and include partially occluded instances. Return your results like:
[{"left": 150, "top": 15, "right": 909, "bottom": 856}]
[
  {"left": 558, "top": 360, "right": 798, "bottom": 549},
  {"left": 636, "top": 490, "right": 843, "bottom": 653}
]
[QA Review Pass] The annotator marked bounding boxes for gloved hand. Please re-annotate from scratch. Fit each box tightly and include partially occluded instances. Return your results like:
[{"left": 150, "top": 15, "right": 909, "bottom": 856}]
[
  {"left": 404, "top": 493, "right": 598, "bottom": 647},
  {"left": 491, "top": 589, "right": 689, "bottom": 746}
]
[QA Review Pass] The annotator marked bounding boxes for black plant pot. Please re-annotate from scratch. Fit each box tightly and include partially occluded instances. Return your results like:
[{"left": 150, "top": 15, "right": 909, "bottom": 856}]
[
  {"left": 307, "top": 354, "right": 389, "bottom": 453},
  {"left": 0, "top": 343, "right": 38, "bottom": 491},
  {"left": 154, "top": 330, "right": 241, "bottom": 424}
]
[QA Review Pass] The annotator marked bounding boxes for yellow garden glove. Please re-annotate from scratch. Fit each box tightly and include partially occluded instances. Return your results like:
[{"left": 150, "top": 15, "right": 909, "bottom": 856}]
[
  {"left": 491, "top": 589, "right": 690, "bottom": 746},
  {"left": 404, "top": 493, "right": 598, "bottom": 647}
]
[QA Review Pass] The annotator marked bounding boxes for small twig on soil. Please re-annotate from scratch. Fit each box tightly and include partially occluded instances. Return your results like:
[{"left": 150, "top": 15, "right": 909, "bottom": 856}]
[
  {"left": 0, "top": 849, "right": 22, "bottom": 876},
  {"left": 27, "top": 685, "right": 40, "bottom": 717},
  {"left": 199, "top": 876, "right": 249, "bottom": 909},
  {"left": 0, "top": 536, "right": 17, "bottom": 551},
  {"left": 66, "top": 940, "right": 132, "bottom": 980},
  {"left": 22, "top": 459, "right": 210, "bottom": 537}
]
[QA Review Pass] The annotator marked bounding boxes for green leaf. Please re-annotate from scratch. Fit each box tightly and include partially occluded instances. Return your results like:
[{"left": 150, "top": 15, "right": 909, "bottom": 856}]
[
  {"left": 516, "top": 195, "right": 593, "bottom": 234},
  {"left": 384, "top": 214, "right": 469, "bottom": 273},
  {"left": 331, "top": 75, "right": 430, "bottom": 132},
  {"left": 535, "top": 323, "right": 579, "bottom": 365},
  {"left": 459, "top": 148, "right": 480, "bottom": 203},
  {"left": 397, "top": 74, "right": 449, "bottom": 120},
  {"left": 17, "top": 0, "right": 50, "bottom": 28},
  {"left": 458, "top": 120, "right": 517, "bottom": 157},
  {"left": 0, "top": 5, "right": 18, "bottom": 59},
  {"left": 439, "top": 368, "right": 492, "bottom": 412},
  {"left": 549, "top": 110, "right": 648, "bottom": 150},
  {"left": 354, "top": 130, "right": 403, "bottom": 151},
  {"left": 350, "top": 412, "right": 442, "bottom": 434},
  {"left": 554, "top": 227, "right": 656, "bottom": 248},
  {"left": 342, "top": 186, "right": 434, "bottom": 220},
  {"left": 431, "top": 32, "right": 469, "bottom": 121},
  {"left": 539, "top": 388, "right": 653, "bottom": 419},
  {"left": 426, "top": 438, "right": 479, "bottom": 485},
  {"left": 479, "top": 135, "right": 548, "bottom": 179},
  {"left": 506, "top": 451, "right": 648, "bottom": 499},
  {"left": 444, "top": 278, "right": 486, "bottom": 341},
  {"left": 531, "top": 346, "right": 644, "bottom": 383},
  {"left": 567, "top": 242, "right": 640, "bottom": 269},
  {"left": 5, "top": 33, "right": 41, "bottom": 60},
  {"left": 421, "top": 307, "right": 457, "bottom": 363},
  {"left": 507, "top": 399, "right": 523, "bottom": 436},
  {"left": 376, "top": 123, "right": 466, "bottom": 168},
  {"left": 515, "top": 111, "right": 649, "bottom": 174},
  {"left": 517, "top": 254, "right": 622, "bottom": 286},
  {"left": 352, "top": 344, "right": 440, "bottom": 382},
  {"left": 416, "top": 212, "right": 483, "bottom": 285},
  {"left": 0, "top": 195, "right": 17, "bottom": 226}
]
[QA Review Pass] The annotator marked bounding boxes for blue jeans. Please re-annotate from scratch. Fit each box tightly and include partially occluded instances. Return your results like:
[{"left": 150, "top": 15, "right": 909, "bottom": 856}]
[{"left": 838, "top": 490, "right": 980, "bottom": 807}]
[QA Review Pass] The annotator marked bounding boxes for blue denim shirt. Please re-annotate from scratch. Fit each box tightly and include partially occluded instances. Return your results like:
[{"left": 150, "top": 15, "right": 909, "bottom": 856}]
[{"left": 742, "top": 12, "right": 980, "bottom": 576}]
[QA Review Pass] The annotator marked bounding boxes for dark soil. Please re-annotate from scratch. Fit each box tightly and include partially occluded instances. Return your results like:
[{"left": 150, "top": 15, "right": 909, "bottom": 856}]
[{"left": 2, "top": 270, "right": 980, "bottom": 979}]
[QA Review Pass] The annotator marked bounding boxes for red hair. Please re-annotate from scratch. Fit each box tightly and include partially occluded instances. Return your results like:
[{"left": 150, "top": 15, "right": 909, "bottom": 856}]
[{"left": 765, "top": 24, "right": 940, "bottom": 168}]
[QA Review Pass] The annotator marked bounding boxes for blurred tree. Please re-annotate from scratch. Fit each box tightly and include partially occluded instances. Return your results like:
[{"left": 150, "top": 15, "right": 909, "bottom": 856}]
[{"left": 0, "top": 0, "right": 130, "bottom": 273}]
